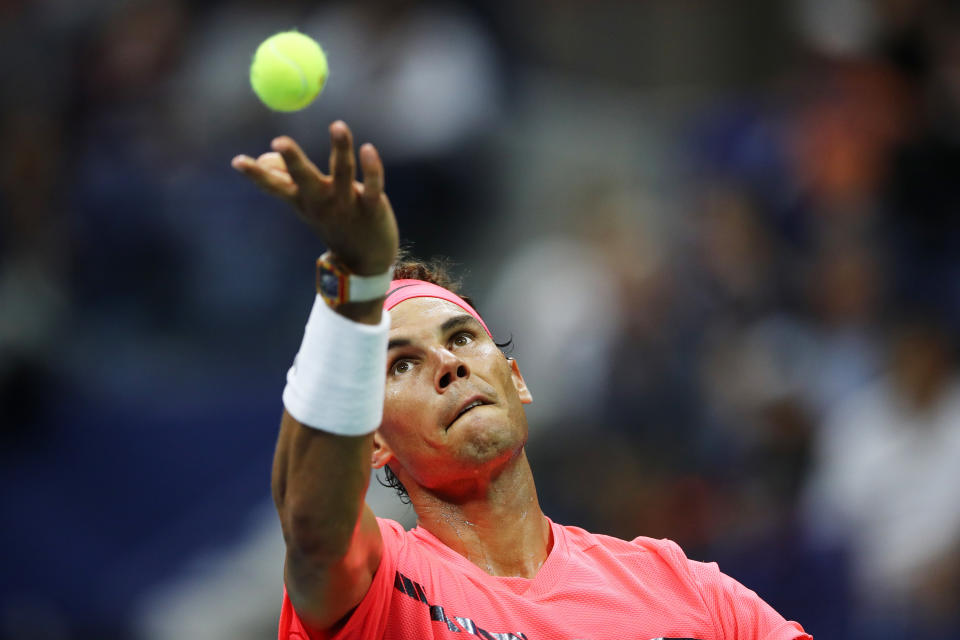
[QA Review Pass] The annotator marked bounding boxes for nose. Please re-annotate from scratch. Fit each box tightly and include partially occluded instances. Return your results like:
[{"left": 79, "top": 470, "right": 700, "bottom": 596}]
[{"left": 433, "top": 348, "right": 470, "bottom": 392}]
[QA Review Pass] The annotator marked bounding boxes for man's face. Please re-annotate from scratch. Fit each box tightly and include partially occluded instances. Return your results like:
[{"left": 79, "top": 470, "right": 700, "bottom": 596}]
[{"left": 374, "top": 297, "right": 532, "bottom": 496}]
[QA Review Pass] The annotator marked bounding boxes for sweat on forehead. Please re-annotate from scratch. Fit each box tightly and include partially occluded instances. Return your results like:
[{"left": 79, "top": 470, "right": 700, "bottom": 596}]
[{"left": 385, "top": 279, "right": 492, "bottom": 338}]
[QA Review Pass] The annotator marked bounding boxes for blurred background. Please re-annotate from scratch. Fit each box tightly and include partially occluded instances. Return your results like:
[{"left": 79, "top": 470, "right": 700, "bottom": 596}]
[{"left": 2, "top": 0, "right": 960, "bottom": 638}]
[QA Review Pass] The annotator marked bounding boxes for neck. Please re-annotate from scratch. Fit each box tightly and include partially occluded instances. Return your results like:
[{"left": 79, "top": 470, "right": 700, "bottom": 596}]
[{"left": 407, "top": 449, "right": 551, "bottom": 578}]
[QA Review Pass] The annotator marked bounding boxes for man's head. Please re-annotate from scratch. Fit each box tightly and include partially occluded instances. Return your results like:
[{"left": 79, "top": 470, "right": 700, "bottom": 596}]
[{"left": 371, "top": 258, "right": 532, "bottom": 504}]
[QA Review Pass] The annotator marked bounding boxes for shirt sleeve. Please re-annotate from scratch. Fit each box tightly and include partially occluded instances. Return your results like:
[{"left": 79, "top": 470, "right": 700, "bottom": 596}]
[
  {"left": 687, "top": 556, "right": 812, "bottom": 640},
  {"left": 278, "top": 518, "right": 405, "bottom": 640}
]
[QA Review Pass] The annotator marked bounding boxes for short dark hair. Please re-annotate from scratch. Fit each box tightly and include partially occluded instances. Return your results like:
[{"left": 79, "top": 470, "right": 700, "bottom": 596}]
[
  {"left": 378, "top": 253, "right": 512, "bottom": 504},
  {"left": 392, "top": 253, "right": 474, "bottom": 305},
  {"left": 379, "top": 464, "right": 411, "bottom": 504}
]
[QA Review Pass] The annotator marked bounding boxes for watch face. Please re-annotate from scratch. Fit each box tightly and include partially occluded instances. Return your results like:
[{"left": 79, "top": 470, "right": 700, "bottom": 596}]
[{"left": 318, "top": 269, "right": 341, "bottom": 300}]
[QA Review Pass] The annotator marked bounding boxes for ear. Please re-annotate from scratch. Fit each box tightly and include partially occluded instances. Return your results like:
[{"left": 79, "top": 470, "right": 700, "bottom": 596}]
[
  {"left": 371, "top": 430, "right": 394, "bottom": 469},
  {"left": 509, "top": 358, "right": 533, "bottom": 404}
]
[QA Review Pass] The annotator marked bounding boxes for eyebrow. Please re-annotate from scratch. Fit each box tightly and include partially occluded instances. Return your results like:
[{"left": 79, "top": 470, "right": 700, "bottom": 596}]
[
  {"left": 440, "top": 314, "right": 482, "bottom": 335},
  {"left": 387, "top": 314, "right": 482, "bottom": 351},
  {"left": 388, "top": 337, "right": 411, "bottom": 350}
]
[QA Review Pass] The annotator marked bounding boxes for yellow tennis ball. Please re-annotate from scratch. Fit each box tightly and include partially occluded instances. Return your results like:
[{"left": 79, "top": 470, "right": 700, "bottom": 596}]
[{"left": 250, "top": 31, "right": 328, "bottom": 112}]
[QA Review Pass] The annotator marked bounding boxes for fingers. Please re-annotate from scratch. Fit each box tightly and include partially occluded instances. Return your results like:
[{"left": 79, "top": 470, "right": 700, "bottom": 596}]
[
  {"left": 231, "top": 153, "right": 297, "bottom": 200},
  {"left": 359, "top": 143, "right": 384, "bottom": 208},
  {"left": 271, "top": 136, "right": 324, "bottom": 197},
  {"left": 230, "top": 154, "right": 254, "bottom": 171},
  {"left": 255, "top": 151, "right": 286, "bottom": 173},
  {"left": 233, "top": 124, "right": 374, "bottom": 209},
  {"left": 329, "top": 121, "right": 356, "bottom": 201}
]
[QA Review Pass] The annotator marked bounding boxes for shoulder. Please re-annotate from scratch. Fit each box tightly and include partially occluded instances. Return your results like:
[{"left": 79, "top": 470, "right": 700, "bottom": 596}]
[
  {"left": 561, "top": 523, "right": 693, "bottom": 569},
  {"left": 279, "top": 518, "right": 417, "bottom": 640},
  {"left": 557, "top": 524, "right": 706, "bottom": 598},
  {"left": 558, "top": 525, "right": 811, "bottom": 640},
  {"left": 376, "top": 516, "right": 407, "bottom": 545},
  {"left": 375, "top": 518, "right": 453, "bottom": 574}
]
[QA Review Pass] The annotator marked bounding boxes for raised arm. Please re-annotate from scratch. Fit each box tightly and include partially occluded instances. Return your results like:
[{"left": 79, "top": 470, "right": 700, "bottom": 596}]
[{"left": 233, "top": 121, "right": 398, "bottom": 630}]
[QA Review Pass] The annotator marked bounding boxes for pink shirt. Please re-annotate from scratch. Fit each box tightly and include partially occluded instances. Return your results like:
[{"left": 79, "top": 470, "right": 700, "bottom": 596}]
[{"left": 279, "top": 517, "right": 811, "bottom": 640}]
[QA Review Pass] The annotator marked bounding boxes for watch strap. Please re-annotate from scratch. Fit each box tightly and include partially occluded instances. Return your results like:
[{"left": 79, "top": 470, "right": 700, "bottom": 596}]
[
  {"left": 346, "top": 269, "right": 394, "bottom": 302},
  {"left": 316, "top": 253, "right": 394, "bottom": 306}
]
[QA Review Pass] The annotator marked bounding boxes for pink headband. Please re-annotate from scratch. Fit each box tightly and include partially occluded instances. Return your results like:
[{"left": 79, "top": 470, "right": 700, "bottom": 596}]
[{"left": 384, "top": 279, "right": 492, "bottom": 338}]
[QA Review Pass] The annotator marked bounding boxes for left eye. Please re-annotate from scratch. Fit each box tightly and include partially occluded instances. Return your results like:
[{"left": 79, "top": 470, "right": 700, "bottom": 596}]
[{"left": 452, "top": 333, "right": 473, "bottom": 347}]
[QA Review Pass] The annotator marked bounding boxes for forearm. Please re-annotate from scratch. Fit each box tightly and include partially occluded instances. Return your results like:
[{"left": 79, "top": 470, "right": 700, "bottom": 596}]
[
  {"left": 273, "top": 406, "right": 385, "bottom": 629},
  {"left": 272, "top": 410, "right": 374, "bottom": 561},
  {"left": 273, "top": 292, "right": 387, "bottom": 556},
  {"left": 270, "top": 293, "right": 390, "bottom": 627}
]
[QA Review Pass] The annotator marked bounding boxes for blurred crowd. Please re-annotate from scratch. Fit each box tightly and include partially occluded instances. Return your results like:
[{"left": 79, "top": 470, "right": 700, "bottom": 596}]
[{"left": 2, "top": 0, "right": 960, "bottom": 639}]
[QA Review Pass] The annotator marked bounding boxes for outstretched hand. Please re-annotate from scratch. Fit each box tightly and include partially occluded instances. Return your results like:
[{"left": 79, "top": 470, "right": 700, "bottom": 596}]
[{"left": 232, "top": 121, "right": 399, "bottom": 276}]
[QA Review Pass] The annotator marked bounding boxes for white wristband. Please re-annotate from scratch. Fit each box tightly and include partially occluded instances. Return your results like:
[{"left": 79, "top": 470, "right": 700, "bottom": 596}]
[{"left": 282, "top": 295, "right": 390, "bottom": 435}]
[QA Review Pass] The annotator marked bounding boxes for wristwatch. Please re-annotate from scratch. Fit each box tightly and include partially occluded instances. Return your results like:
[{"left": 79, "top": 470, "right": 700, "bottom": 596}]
[{"left": 315, "top": 252, "right": 394, "bottom": 308}]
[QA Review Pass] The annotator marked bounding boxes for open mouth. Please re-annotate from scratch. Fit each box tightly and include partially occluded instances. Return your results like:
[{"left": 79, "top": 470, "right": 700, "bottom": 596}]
[{"left": 447, "top": 397, "right": 491, "bottom": 428}]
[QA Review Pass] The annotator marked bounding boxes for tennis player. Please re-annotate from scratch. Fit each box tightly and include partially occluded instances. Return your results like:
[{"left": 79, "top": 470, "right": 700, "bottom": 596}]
[{"left": 232, "top": 121, "right": 812, "bottom": 640}]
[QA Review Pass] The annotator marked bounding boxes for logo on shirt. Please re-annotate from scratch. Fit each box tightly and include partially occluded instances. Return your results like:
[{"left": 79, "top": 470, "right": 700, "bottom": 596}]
[{"left": 394, "top": 571, "right": 528, "bottom": 640}]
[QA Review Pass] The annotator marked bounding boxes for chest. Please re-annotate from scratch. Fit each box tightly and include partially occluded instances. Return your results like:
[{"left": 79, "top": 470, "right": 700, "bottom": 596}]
[{"left": 383, "top": 561, "right": 714, "bottom": 640}]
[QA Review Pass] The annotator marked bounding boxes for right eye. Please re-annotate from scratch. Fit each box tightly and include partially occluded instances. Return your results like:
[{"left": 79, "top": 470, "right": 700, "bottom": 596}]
[{"left": 391, "top": 359, "right": 414, "bottom": 376}]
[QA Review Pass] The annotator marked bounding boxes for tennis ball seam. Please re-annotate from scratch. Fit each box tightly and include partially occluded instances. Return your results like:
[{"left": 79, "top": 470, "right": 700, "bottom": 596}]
[{"left": 267, "top": 39, "right": 308, "bottom": 101}]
